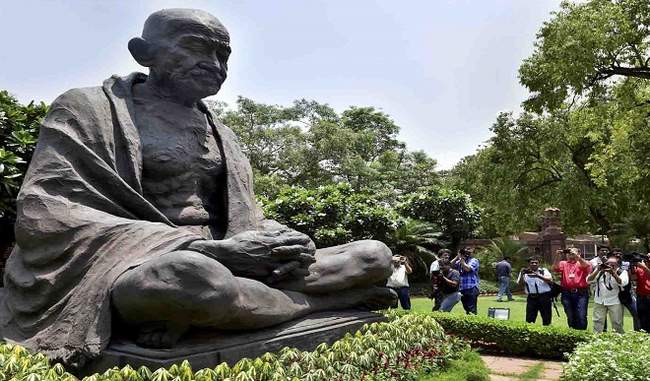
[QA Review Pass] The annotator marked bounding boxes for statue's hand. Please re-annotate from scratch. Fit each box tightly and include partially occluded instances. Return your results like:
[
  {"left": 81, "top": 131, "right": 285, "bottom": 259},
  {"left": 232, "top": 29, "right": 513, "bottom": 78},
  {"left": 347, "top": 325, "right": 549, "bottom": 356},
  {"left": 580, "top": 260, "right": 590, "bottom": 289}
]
[{"left": 188, "top": 230, "right": 315, "bottom": 279}]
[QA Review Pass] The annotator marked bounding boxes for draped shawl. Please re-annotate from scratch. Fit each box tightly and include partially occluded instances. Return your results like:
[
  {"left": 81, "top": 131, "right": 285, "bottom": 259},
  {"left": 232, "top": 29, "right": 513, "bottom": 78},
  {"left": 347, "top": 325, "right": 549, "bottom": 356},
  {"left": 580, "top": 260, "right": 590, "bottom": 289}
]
[{"left": 0, "top": 73, "right": 267, "bottom": 367}]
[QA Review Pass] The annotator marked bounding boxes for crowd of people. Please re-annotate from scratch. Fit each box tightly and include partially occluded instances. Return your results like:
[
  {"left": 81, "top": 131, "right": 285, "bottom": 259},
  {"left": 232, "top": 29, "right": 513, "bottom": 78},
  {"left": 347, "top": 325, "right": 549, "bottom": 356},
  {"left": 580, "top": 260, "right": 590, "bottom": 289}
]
[{"left": 387, "top": 244, "right": 650, "bottom": 333}]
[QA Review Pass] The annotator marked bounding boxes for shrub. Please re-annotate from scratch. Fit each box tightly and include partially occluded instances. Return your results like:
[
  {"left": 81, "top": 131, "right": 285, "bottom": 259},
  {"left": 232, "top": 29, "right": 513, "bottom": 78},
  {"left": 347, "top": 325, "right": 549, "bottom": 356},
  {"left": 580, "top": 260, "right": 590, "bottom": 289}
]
[
  {"left": 261, "top": 182, "right": 401, "bottom": 247},
  {"left": 398, "top": 186, "right": 481, "bottom": 250},
  {"left": 561, "top": 332, "right": 650, "bottom": 381},
  {"left": 428, "top": 312, "right": 591, "bottom": 359},
  {"left": 0, "top": 313, "right": 466, "bottom": 381}
]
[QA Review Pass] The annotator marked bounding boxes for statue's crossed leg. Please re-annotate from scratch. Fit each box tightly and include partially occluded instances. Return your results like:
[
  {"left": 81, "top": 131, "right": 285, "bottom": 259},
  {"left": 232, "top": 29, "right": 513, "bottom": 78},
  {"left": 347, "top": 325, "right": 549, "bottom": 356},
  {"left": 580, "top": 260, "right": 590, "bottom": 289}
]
[{"left": 111, "top": 240, "right": 396, "bottom": 347}]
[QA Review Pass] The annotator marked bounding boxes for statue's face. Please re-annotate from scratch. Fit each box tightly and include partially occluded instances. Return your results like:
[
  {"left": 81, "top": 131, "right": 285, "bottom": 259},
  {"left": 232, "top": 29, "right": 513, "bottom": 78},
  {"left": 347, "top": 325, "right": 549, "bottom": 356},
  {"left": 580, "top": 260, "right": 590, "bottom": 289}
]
[{"left": 152, "top": 28, "right": 230, "bottom": 99}]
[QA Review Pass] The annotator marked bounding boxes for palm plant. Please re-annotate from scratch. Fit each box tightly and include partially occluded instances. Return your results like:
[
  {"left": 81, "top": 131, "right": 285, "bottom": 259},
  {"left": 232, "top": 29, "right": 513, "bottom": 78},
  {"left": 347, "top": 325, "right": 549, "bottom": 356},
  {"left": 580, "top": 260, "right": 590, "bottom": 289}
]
[
  {"left": 391, "top": 219, "right": 445, "bottom": 278},
  {"left": 476, "top": 238, "right": 528, "bottom": 282}
]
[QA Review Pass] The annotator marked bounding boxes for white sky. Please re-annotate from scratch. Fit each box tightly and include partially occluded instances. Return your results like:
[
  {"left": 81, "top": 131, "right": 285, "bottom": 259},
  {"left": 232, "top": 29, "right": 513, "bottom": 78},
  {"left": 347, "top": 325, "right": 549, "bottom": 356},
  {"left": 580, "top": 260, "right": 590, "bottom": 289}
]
[{"left": 0, "top": 0, "right": 561, "bottom": 169}]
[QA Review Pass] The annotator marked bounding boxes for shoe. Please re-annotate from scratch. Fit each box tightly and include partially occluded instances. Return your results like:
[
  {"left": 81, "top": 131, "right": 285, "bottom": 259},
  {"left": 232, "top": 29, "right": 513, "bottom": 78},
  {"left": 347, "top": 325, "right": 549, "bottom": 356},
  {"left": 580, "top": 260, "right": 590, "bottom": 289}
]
[
  {"left": 495, "top": 299, "right": 503, "bottom": 302},
  {"left": 508, "top": 298, "right": 515, "bottom": 301}
]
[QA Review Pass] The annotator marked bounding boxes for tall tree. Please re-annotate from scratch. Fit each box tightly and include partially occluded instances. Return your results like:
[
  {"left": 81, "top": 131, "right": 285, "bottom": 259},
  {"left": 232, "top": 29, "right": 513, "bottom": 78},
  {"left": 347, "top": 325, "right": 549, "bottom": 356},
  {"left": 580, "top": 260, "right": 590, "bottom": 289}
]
[{"left": 520, "top": 0, "right": 650, "bottom": 112}]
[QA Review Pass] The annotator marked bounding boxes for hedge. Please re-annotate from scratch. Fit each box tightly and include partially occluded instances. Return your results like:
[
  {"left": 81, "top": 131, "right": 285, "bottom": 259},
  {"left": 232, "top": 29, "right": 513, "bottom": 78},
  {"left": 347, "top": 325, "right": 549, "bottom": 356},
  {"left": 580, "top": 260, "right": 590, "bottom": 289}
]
[
  {"left": 427, "top": 312, "right": 591, "bottom": 359},
  {"left": 0, "top": 313, "right": 467, "bottom": 381},
  {"left": 561, "top": 332, "right": 650, "bottom": 381}
]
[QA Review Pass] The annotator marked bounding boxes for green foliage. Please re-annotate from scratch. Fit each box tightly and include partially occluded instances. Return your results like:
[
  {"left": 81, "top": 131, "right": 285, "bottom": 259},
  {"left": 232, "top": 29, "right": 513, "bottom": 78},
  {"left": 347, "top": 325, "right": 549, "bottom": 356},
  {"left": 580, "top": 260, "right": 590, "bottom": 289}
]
[
  {"left": 419, "top": 350, "right": 489, "bottom": 381},
  {"left": 0, "top": 314, "right": 467, "bottom": 381},
  {"left": 391, "top": 219, "right": 445, "bottom": 277},
  {"left": 215, "top": 97, "right": 439, "bottom": 200},
  {"left": 399, "top": 187, "right": 481, "bottom": 250},
  {"left": 261, "top": 182, "right": 401, "bottom": 247},
  {"left": 519, "top": 0, "right": 650, "bottom": 113},
  {"left": 473, "top": 239, "right": 528, "bottom": 282},
  {"left": 0, "top": 90, "right": 48, "bottom": 221},
  {"left": 448, "top": 0, "right": 650, "bottom": 241},
  {"left": 561, "top": 332, "right": 650, "bottom": 381},
  {"left": 428, "top": 312, "right": 591, "bottom": 359}
]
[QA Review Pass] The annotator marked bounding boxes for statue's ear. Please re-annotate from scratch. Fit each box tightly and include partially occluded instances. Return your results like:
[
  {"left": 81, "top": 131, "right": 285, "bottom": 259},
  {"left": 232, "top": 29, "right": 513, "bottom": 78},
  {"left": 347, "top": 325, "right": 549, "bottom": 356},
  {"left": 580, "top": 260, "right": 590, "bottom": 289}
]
[{"left": 128, "top": 37, "right": 156, "bottom": 67}]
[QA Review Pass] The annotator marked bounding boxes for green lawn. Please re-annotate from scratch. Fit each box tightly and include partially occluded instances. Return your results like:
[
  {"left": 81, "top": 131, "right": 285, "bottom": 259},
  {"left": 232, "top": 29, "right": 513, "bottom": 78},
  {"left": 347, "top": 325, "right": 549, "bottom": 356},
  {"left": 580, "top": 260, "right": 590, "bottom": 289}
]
[
  {"left": 407, "top": 295, "right": 635, "bottom": 332},
  {"left": 419, "top": 350, "right": 489, "bottom": 381}
]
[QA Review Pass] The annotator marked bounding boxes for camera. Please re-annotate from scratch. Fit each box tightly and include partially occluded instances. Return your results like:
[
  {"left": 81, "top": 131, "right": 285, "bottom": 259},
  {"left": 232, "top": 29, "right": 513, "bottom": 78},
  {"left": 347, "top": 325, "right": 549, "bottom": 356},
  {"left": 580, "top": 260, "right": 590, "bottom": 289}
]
[
  {"left": 622, "top": 252, "right": 646, "bottom": 264},
  {"left": 521, "top": 268, "right": 534, "bottom": 275},
  {"left": 599, "top": 262, "right": 611, "bottom": 270}
]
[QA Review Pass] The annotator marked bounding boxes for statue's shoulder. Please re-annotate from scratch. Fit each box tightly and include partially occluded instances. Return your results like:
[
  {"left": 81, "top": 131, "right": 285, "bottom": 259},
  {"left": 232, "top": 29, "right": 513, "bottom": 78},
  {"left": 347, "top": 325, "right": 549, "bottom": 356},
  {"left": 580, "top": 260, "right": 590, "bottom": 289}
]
[{"left": 49, "top": 85, "right": 110, "bottom": 118}]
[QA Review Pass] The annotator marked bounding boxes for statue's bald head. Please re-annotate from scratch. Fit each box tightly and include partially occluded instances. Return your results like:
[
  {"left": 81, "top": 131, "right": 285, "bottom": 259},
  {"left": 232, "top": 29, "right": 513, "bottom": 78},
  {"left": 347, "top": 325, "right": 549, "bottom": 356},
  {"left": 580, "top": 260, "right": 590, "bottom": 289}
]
[
  {"left": 141, "top": 8, "right": 229, "bottom": 45},
  {"left": 129, "top": 8, "right": 231, "bottom": 103}
]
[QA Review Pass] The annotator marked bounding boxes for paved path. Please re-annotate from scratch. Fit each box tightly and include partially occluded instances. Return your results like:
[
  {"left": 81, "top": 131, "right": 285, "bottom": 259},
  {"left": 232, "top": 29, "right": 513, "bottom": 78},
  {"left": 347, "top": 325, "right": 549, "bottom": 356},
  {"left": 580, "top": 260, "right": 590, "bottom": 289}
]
[{"left": 481, "top": 355, "right": 564, "bottom": 381}]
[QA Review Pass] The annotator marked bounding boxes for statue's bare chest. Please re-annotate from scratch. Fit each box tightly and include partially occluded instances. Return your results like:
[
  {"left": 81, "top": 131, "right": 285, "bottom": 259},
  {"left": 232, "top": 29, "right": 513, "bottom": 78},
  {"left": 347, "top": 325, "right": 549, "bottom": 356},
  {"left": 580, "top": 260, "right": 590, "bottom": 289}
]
[{"left": 133, "top": 99, "right": 225, "bottom": 224}]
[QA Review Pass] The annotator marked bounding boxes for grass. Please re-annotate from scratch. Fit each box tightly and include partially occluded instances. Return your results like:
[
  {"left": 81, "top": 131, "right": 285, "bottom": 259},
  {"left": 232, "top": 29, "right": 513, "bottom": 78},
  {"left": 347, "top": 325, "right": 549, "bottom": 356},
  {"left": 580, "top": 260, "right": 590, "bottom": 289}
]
[
  {"left": 419, "top": 350, "right": 489, "bottom": 381},
  {"left": 407, "top": 294, "right": 635, "bottom": 332},
  {"left": 519, "top": 363, "right": 545, "bottom": 381}
]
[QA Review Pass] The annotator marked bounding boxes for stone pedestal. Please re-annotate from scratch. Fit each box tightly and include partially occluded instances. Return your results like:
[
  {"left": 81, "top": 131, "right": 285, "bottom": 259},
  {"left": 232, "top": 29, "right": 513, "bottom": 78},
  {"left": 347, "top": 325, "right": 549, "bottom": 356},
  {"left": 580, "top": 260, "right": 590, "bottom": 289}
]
[
  {"left": 81, "top": 310, "right": 385, "bottom": 375},
  {"left": 539, "top": 208, "right": 566, "bottom": 263}
]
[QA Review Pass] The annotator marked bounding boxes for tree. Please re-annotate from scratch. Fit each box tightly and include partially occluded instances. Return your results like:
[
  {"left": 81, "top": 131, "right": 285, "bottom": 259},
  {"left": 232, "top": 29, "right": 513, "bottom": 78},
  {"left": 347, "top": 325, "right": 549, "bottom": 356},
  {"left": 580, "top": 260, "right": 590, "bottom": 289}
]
[
  {"left": 398, "top": 186, "right": 481, "bottom": 251},
  {"left": 0, "top": 91, "right": 48, "bottom": 220},
  {"left": 474, "top": 238, "right": 529, "bottom": 282},
  {"left": 0, "top": 91, "right": 48, "bottom": 251},
  {"left": 520, "top": 0, "right": 650, "bottom": 112},
  {"left": 390, "top": 219, "right": 445, "bottom": 278},
  {"left": 213, "top": 97, "right": 439, "bottom": 199},
  {"left": 260, "top": 183, "right": 401, "bottom": 248}
]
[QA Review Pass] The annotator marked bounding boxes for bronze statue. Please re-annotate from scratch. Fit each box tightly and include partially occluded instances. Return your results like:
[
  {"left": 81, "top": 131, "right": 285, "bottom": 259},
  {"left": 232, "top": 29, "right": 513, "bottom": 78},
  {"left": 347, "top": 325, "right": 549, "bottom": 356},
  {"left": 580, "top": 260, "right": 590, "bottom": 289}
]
[{"left": 0, "top": 9, "right": 395, "bottom": 367}]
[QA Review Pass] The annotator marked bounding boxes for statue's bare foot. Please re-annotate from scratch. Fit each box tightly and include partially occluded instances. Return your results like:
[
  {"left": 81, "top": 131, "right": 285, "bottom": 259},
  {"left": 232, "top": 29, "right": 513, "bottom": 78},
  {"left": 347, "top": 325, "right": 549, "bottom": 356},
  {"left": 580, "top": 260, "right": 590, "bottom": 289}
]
[
  {"left": 358, "top": 287, "right": 398, "bottom": 310},
  {"left": 136, "top": 321, "right": 188, "bottom": 348}
]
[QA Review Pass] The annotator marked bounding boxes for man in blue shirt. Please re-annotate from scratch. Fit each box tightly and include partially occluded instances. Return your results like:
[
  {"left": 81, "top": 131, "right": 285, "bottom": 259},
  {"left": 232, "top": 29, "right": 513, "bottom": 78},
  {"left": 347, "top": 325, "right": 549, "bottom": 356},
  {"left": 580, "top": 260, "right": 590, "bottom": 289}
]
[
  {"left": 451, "top": 247, "right": 480, "bottom": 314},
  {"left": 495, "top": 257, "right": 514, "bottom": 302}
]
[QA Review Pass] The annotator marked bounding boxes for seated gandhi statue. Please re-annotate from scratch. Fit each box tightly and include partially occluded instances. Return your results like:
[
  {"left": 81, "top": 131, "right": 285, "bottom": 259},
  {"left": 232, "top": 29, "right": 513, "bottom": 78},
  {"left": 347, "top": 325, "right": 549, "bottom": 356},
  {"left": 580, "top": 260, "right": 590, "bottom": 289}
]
[{"left": 0, "top": 8, "right": 395, "bottom": 367}]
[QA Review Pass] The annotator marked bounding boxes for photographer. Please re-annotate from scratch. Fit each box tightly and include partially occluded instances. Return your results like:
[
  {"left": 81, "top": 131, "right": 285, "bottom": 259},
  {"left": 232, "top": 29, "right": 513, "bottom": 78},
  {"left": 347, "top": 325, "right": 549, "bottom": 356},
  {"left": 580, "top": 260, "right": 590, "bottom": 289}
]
[
  {"left": 517, "top": 257, "right": 554, "bottom": 325},
  {"left": 587, "top": 257, "right": 628, "bottom": 333},
  {"left": 387, "top": 255, "right": 413, "bottom": 310},
  {"left": 432, "top": 259, "right": 461, "bottom": 312},
  {"left": 553, "top": 247, "right": 592, "bottom": 330},
  {"left": 632, "top": 253, "right": 650, "bottom": 332},
  {"left": 451, "top": 247, "right": 480, "bottom": 315},
  {"left": 613, "top": 249, "right": 639, "bottom": 331}
]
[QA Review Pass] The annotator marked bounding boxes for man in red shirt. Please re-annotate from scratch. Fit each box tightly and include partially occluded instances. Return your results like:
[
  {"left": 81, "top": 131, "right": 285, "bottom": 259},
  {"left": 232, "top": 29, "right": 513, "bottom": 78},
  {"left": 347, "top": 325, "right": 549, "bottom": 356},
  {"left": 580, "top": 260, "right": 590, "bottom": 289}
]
[
  {"left": 633, "top": 254, "right": 650, "bottom": 332},
  {"left": 553, "top": 248, "right": 592, "bottom": 330}
]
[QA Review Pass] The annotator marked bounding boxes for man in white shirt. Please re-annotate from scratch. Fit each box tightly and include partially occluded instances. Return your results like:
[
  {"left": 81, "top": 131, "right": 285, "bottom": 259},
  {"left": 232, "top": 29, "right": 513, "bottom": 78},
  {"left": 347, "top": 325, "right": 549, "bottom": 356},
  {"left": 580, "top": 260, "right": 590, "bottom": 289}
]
[
  {"left": 517, "top": 257, "right": 554, "bottom": 325},
  {"left": 587, "top": 257, "right": 628, "bottom": 333},
  {"left": 387, "top": 255, "right": 413, "bottom": 310}
]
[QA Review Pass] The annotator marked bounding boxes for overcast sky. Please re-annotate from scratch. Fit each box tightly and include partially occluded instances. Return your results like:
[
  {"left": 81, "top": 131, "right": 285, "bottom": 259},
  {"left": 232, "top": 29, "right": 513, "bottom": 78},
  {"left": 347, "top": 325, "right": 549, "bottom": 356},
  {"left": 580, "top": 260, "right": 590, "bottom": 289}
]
[{"left": 0, "top": 0, "right": 561, "bottom": 169}]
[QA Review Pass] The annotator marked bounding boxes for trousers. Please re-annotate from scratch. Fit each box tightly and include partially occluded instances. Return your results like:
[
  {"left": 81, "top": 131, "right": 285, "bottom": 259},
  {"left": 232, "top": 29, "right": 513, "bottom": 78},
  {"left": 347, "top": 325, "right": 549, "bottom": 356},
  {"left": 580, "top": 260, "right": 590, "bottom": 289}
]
[
  {"left": 593, "top": 302, "right": 624, "bottom": 333},
  {"left": 526, "top": 292, "right": 552, "bottom": 325},
  {"left": 561, "top": 289, "right": 589, "bottom": 330},
  {"left": 460, "top": 286, "right": 479, "bottom": 315}
]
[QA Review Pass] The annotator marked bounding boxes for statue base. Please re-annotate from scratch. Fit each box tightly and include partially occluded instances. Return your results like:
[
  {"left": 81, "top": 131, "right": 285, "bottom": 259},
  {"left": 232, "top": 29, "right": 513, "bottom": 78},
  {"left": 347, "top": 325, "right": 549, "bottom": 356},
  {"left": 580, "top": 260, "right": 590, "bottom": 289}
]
[{"left": 81, "top": 310, "right": 385, "bottom": 375}]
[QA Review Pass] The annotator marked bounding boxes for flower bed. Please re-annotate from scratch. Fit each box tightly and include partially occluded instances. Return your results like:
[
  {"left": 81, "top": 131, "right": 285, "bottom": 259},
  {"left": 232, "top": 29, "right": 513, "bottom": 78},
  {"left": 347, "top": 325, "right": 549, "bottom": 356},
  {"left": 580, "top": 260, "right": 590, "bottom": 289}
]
[{"left": 0, "top": 313, "right": 466, "bottom": 381}]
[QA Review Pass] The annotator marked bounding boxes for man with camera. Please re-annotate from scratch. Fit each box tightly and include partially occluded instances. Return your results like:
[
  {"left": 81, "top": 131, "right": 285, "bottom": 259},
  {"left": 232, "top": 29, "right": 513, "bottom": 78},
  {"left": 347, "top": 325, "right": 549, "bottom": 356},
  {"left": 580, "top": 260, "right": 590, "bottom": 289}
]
[
  {"left": 613, "top": 249, "right": 640, "bottom": 331},
  {"left": 553, "top": 247, "right": 592, "bottom": 330},
  {"left": 630, "top": 253, "right": 650, "bottom": 332},
  {"left": 387, "top": 255, "right": 413, "bottom": 310},
  {"left": 451, "top": 247, "right": 480, "bottom": 315},
  {"left": 431, "top": 259, "right": 461, "bottom": 312},
  {"left": 587, "top": 257, "right": 628, "bottom": 333},
  {"left": 517, "top": 257, "right": 554, "bottom": 325}
]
